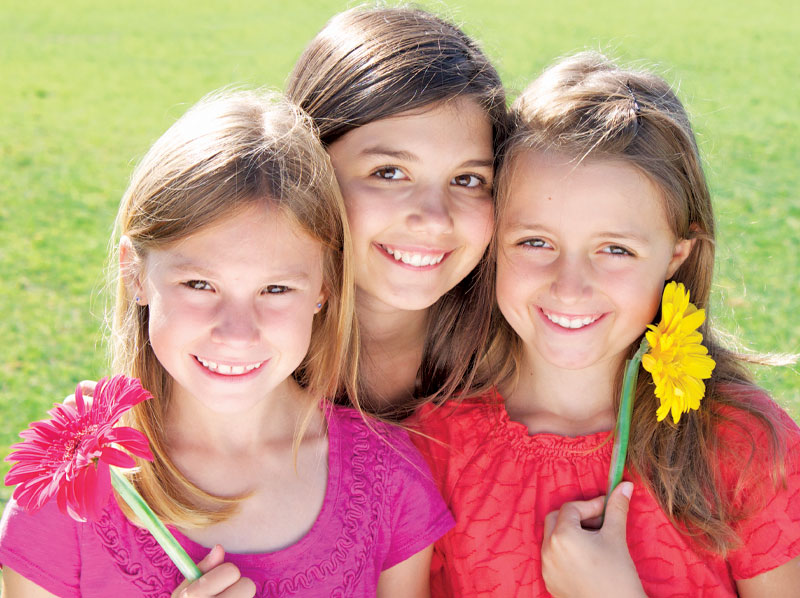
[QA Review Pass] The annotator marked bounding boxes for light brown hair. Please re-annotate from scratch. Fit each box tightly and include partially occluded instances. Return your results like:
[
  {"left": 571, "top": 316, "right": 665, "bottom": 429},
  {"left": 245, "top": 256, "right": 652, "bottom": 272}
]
[
  {"left": 286, "top": 5, "right": 509, "bottom": 416},
  {"left": 112, "top": 90, "right": 358, "bottom": 526},
  {"left": 490, "top": 51, "right": 790, "bottom": 554}
]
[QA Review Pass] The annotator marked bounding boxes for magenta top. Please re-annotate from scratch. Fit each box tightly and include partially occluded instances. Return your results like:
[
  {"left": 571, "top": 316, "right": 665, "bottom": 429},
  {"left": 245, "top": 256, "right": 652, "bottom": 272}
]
[{"left": 0, "top": 404, "right": 454, "bottom": 597}]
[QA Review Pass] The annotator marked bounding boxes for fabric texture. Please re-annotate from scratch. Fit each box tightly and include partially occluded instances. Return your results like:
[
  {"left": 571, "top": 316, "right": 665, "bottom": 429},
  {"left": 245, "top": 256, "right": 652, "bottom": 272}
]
[
  {"left": 411, "top": 387, "right": 800, "bottom": 598},
  {"left": 0, "top": 404, "right": 453, "bottom": 597}
]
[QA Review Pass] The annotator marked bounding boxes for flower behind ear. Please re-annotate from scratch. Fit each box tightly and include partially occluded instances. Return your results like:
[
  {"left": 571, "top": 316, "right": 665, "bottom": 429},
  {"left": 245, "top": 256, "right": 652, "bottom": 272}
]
[{"left": 642, "top": 282, "right": 716, "bottom": 424}]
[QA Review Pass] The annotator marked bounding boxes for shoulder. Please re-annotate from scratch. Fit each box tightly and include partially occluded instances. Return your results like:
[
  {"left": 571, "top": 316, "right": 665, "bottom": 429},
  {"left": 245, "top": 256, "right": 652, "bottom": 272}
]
[
  {"left": 712, "top": 384, "right": 800, "bottom": 456},
  {"left": 0, "top": 498, "right": 81, "bottom": 596},
  {"left": 711, "top": 385, "right": 800, "bottom": 577},
  {"left": 411, "top": 389, "right": 500, "bottom": 444}
]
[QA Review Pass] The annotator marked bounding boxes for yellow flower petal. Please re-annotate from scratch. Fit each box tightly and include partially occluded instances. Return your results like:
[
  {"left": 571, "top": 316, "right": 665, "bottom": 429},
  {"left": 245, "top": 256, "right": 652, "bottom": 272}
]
[{"left": 643, "top": 282, "right": 715, "bottom": 424}]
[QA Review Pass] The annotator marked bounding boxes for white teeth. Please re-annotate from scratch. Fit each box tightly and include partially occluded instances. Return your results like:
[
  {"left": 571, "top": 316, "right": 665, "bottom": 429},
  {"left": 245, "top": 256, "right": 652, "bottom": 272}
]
[
  {"left": 544, "top": 311, "right": 599, "bottom": 330},
  {"left": 197, "top": 358, "right": 264, "bottom": 375},
  {"left": 383, "top": 246, "right": 445, "bottom": 267}
]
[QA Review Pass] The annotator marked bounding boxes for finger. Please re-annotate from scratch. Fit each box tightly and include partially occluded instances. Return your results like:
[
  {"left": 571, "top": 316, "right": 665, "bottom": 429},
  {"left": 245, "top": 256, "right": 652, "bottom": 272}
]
[
  {"left": 197, "top": 544, "right": 225, "bottom": 574},
  {"left": 543, "top": 509, "right": 559, "bottom": 540},
  {"left": 555, "top": 495, "right": 607, "bottom": 530},
  {"left": 185, "top": 562, "right": 242, "bottom": 597},
  {"left": 601, "top": 482, "right": 633, "bottom": 536},
  {"left": 216, "top": 577, "right": 257, "bottom": 598},
  {"left": 63, "top": 381, "right": 97, "bottom": 407},
  {"left": 77, "top": 380, "right": 97, "bottom": 397}
]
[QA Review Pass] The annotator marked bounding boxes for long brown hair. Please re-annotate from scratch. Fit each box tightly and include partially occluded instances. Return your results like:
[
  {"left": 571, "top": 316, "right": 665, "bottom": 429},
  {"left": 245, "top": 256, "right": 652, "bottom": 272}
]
[
  {"left": 491, "top": 51, "right": 791, "bottom": 554},
  {"left": 111, "top": 90, "right": 358, "bottom": 526},
  {"left": 286, "top": 6, "right": 509, "bottom": 416}
]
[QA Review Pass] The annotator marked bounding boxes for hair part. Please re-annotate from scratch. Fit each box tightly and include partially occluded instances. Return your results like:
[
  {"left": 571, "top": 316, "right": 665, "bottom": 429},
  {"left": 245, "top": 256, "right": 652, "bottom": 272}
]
[
  {"left": 111, "top": 90, "right": 359, "bottom": 527},
  {"left": 287, "top": 5, "right": 510, "bottom": 416},
  {"left": 489, "top": 51, "right": 790, "bottom": 554}
]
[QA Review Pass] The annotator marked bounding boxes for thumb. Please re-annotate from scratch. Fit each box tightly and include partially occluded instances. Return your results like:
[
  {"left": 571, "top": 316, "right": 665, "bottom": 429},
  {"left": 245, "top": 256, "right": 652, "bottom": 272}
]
[
  {"left": 197, "top": 544, "right": 225, "bottom": 573},
  {"left": 602, "top": 481, "right": 633, "bottom": 535}
]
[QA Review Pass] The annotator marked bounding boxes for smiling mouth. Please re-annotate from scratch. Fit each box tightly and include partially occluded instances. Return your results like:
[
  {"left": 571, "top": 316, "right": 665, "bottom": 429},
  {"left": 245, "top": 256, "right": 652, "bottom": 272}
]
[
  {"left": 379, "top": 244, "right": 447, "bottom": 267},
  {"left": 542, "top": 309, "right": 602, "bottom": 330},
  {"left": 195, "top": 357, "right": 265, "bottom": 375}
]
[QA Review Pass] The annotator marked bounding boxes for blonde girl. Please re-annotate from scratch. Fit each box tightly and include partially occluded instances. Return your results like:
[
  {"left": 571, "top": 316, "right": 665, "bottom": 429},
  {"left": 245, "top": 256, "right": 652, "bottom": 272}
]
[
  {"left": 0, "top": 91, "right": 453, "bottom": 597},
  {"left": 413, "top": 52, "right": 800, "bottom": 597}
]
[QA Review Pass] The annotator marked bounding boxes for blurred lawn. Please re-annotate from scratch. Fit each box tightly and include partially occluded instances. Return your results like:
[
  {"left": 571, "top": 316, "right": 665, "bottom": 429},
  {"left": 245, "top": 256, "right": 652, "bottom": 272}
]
[{"left": 1, "top": 0, "right": 798, "bottom": 509}]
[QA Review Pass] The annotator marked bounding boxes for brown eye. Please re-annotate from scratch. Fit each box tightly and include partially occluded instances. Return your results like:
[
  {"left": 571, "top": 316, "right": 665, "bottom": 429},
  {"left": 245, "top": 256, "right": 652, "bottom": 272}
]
[
  {"left": 451, "top": 174, "right": 484, "bottom": 188},
  {"left": 372, "top": 167, "right": 407, "bottom": 180}
]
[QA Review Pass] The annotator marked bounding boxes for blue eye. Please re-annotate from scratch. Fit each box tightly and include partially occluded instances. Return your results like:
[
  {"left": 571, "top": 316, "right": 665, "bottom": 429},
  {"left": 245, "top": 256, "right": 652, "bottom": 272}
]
[
  {"left": 185, "top": 280, "right": 212, "bottom": 290},
  {"left": 521, "top": 238, "right": 551, "bottom": 249},
  {"left": 602, "top": 245, "right": 634, "bottom": 256},
  {"left": 451, "top": 174, "right": 485, "bottom": 188},
  {"left": 372, "top": 167, "right": 407, "bottom": 180},
  {"left": 264, "top": 285, "right": 290, "bottom": 294}
]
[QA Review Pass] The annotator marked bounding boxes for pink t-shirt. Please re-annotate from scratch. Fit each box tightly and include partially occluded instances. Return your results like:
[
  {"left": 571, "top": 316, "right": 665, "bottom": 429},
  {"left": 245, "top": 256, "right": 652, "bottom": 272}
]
[
  {"left": 412, "top": 387, "right": 800, "bottom": 598},
  {"left": 0, "top": 404, "right": 454, "bottom": 597}
]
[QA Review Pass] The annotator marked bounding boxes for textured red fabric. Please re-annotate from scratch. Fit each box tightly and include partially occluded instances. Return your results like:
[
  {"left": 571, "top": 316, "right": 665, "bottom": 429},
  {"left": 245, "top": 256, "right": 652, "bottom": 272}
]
[{"left": 411, "top": 388, "right": 800, "bottom": 598}]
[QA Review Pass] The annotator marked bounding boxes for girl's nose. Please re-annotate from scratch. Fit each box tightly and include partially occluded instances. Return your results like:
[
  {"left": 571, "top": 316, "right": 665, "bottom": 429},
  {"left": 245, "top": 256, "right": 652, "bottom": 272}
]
[
  {"left": 210, "top": 299, "right": 260, "bottom": 347},
  {"left": 406, "top": 185, "right": 455, "bottom": 235},
  {"left": 550, "top": 255, "right": 593, "bottom": 305}
]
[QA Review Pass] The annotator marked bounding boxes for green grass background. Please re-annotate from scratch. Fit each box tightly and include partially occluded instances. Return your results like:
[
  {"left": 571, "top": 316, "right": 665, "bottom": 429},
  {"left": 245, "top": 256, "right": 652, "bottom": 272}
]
[{"left": 1, "top": 0, "right": 798, "bottom": 517}]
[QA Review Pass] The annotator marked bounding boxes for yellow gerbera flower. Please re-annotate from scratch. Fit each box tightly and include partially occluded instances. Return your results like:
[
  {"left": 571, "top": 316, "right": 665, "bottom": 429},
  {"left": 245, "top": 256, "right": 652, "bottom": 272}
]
[{"left": 642, "top": 281, "right": 716, "bottom": 424}]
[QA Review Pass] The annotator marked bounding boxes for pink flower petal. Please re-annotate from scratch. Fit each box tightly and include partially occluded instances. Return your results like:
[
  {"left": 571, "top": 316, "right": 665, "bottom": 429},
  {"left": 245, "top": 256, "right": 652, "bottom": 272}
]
[{"left": 5, "top": 374, "right": 153, "bottom": 521}]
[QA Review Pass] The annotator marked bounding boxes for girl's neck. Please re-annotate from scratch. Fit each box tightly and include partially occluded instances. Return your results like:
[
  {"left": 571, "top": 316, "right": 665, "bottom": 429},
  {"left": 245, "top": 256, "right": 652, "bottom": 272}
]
[
  {"left": 355, "top": 293, "right": 429, "bottom": 407},
  {"left": 501, "top": 353, "right": 621, "bottom": 437},
  {"left": 166, "top": 377, "right": 316, "bottom": 456}
]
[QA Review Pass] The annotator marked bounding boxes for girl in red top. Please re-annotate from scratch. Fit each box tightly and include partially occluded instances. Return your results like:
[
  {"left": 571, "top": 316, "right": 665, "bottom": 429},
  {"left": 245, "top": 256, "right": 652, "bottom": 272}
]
[{"left": 413, "top": 51, "right": 800, "bottom": 597}]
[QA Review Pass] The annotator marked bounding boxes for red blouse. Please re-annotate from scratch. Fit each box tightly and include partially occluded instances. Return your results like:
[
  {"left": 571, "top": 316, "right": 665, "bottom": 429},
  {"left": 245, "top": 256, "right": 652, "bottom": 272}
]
[{"left": 411, "top": 388, "right": 800, "bottom": 597}]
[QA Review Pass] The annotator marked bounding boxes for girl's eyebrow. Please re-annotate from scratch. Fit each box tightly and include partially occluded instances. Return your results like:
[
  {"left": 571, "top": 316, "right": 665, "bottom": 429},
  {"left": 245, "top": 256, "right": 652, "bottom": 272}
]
[
  {"left": 167, "top": 260, "right": 312, "bottom": 282},
  {"left": 503, "top": 222, "right": 649, "bottom": 243},
  {"left": 360, "top": 146, "right": 418, "bottom": 161},
  {"left": 360, "top": 146, "right": 493, "bottom": 169}
]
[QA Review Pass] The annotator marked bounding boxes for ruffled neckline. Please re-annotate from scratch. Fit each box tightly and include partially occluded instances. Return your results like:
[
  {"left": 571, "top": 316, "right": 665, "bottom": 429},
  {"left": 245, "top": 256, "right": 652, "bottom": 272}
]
[{"left": 467, "top": 390, "right": 615, "bottom": 460}]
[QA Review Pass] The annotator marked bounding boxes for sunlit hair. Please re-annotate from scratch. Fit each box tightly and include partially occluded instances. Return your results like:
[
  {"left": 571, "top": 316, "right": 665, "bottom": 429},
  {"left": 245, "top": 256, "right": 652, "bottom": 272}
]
[
  {"left": 110, "top": 90, "right": 358, "bottom": 526},
  {"left": 286, "top": 5, "right": 509, "bottom": 416},
  {"left": 489, "top": 51, "right": 791, "bottom": 554}
]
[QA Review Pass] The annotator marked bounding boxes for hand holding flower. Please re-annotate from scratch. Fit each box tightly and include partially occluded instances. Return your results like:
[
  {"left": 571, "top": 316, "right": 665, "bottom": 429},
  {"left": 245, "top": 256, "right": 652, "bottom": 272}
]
[
  {"left": 541, "top": 483, "right": 647, "bottom": 598},
  {"left": 171, "top": 545, "right": 256, "bottom": 598}
]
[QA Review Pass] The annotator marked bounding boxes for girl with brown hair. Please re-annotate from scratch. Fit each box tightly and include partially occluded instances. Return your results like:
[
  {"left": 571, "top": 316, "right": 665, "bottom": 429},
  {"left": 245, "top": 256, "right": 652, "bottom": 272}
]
[
  {"left": 286, "top": 5, "right": 509, "bottom": 417},
  {"left": 412, "top": 52, "right": 800, "bottom": 596}
]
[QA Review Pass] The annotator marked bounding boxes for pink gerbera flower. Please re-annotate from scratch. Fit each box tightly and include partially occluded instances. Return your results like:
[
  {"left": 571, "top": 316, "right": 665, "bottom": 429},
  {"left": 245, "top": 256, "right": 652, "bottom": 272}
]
[{"left": 5, "top": 375, "right": 154, "bottom": 522}]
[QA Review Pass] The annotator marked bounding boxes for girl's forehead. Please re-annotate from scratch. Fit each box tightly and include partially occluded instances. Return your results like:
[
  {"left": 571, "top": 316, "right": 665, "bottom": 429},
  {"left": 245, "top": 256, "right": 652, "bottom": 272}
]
[
  {"left": 146, "top": 204, "right": 322, "bottom": 267},
  {"left": 500, "top": 151, "right": 672, "bottom": 233}
]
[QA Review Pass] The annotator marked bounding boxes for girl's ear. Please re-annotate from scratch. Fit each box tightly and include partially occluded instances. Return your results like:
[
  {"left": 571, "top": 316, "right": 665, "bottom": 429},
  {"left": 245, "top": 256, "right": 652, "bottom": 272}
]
[
  {"left": 314, "top": 287, "right": 329, "bottom": 314},
  {"left": 665, "top": 237, "right": 696, "bottom": 280},
  {"left": 119, "top": 236, "right": 148, "bottom": 305}
]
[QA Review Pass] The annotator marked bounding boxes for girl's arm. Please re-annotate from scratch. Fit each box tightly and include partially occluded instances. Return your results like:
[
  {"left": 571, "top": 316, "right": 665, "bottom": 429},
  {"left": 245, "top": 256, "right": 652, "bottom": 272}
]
[
  {"left": 541, "top": 482, "right": 648, "bottom": 598},
  {"left": 376, "top": 545, "right": 433, "bottom": 598},
  {"left": 736, "top": 555, "right": 800, "bottom": 597},
  {"left": 1, "top": 567, "right": 59, "bottom": 598}
]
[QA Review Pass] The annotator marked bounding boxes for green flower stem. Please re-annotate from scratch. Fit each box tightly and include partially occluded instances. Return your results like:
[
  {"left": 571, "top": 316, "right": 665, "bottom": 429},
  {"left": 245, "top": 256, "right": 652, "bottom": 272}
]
[
  {"left": 110, "top": 466, "right": 201, "bottom": 581},
  {"left": 602, "top": 337, "right": 650, "bottom": 522}
]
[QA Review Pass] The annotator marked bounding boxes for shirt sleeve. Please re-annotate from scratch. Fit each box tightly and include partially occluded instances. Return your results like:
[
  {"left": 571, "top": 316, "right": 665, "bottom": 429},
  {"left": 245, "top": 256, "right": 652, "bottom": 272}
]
[
  {"left": 723, "top": 398, "right": 800, "bottom": 579},
  {"left": 381, "top": 426, "right": 455, "bottom": 570},
  {"left": 0, "top": 497, "right": 82, "bottom": 597}
]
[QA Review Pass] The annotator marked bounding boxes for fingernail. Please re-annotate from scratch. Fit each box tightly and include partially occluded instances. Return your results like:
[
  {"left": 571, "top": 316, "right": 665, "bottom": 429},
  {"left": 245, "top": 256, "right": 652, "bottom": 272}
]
[{"left": 620, "top": 482, "right": 633, "bottom": 499}]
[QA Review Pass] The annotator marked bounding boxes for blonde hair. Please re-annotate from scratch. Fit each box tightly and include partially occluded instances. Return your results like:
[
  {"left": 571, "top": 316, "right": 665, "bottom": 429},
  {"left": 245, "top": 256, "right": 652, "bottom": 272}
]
[
  {"left": 287, "top": 5, "right": 510, "bottom": 416},
  {"left": 111, "top": 90, "right": 358, "bottom": 526},
  {"left": 490, "top": 52, "right": 790, "bottom": 554}
]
